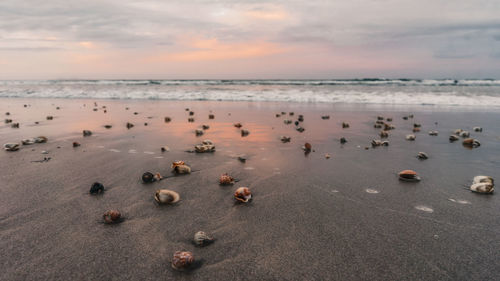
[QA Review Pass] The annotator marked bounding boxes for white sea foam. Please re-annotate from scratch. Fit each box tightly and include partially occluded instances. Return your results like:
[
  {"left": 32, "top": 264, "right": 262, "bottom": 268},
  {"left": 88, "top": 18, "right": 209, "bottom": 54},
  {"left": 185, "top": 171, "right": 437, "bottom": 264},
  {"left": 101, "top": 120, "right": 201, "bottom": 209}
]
[{"left": 1, "top": 79, "right": 500, "bottom": 106}]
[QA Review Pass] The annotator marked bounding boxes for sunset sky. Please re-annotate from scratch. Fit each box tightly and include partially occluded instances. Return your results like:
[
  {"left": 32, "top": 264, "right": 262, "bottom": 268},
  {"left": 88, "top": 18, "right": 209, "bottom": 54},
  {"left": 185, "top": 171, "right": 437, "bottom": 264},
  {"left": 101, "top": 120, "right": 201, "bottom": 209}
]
[{"left": 1, "top": 0, "right": 499, "bottom": 79}]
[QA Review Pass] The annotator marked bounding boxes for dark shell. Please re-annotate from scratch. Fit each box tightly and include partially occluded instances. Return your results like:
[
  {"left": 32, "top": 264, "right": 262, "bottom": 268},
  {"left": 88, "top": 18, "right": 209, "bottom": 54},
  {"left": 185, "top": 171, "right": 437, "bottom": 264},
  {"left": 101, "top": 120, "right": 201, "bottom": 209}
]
[
  {"left": 83, "top": 130, "right": 92, "bottom": 136},
  {"left": 103, "top": 210, "right": 121, "bottom": 224},
  {"left": 73, "top": 142, "right": 81, "bottom": 147},
  {"left": 164, "top": 117, "right": 171, "bottom": 122},
  {"left": 219, "top": 174, "right": 235, "bottom": 185},
  {"left": 342, "top": 122, "right": 349, "bottom": 128},
  {"left": 303, "top": 142, "right": 312, "bottom": 152},
  {"left": 172, "top": 251, "right": 194, "bottom": 270},
  {"left": 340, "top": 137, "right": 347, "bottom": 144},
  {"left": 90, "top": 182, "right": 104, "bottom": 194},
  {"left": 208, "top": 114, "right": 215, "bottom": 119},
  {"left": 142, "top": 172, "right": 155, "bottom": 183},
  {"left": 126, "top": 122, "right": 134, "bottom": 129},
  {"left": 234, "top": 123, "right": 242, "bottom": 128}
]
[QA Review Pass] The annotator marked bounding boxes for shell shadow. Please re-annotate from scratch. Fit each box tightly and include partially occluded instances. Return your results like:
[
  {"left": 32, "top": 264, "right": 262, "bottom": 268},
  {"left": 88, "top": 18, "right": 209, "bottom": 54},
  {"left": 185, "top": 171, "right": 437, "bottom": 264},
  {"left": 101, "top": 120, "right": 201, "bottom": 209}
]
[{"left": 170, "top": 259, "right": 204, "bottom": 274}]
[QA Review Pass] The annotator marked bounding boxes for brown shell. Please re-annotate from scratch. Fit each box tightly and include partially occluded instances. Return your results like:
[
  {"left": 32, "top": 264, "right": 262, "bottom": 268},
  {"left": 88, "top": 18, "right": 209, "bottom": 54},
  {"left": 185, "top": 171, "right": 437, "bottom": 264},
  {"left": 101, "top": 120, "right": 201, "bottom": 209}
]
[
  {"left": 171, "top": 161, "right": 186, "bottom": 168},
  {"left": 399, "top": 170, "right": 419, "bottom": 180},
  {"left": 103, "top": 210, "right": 121, "bottom": 224},
  {"left": 155, "top": 189, "right": 180, "bottom": 204},
  {"left": 234, "top": 187, "right": 252, "bottom": 202},
  {"left": 219, "top": 174, "right": 235, "bottom": 185},
  {"left": 304, "top": 142, "right": 312, "bottom": 151},
  {"left": 172, "top": 251, "right": 194, "bottom": 270},
  {"left": 234, "top": 123, "right": 242, "bottom": 128}
]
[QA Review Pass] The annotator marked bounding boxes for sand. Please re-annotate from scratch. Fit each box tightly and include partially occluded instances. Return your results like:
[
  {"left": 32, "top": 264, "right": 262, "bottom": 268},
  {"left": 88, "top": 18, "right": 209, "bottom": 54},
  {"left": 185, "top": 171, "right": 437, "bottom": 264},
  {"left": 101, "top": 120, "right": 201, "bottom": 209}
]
[{"left": 1, "top": 98, "right": 499, "bottom": 280}]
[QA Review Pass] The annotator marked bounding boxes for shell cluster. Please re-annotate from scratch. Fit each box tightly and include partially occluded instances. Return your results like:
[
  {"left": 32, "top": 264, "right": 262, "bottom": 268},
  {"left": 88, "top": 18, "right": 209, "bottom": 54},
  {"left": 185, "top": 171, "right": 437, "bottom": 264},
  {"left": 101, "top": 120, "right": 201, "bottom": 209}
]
[
  {"left": 155, "top": 189, "right": 180, "bottom": 204},
  {"left": 195, "top": 140, "right": 215, "bottom": 153},
  {"left": 171, "top": 251, "right": 194, "bottom": 270},
  {"left": 470, "top": 176, "right": 494, "bottom": 194},
  {"left": 398, "top": 170, "right": 421, "bottom": 182},
  {"left": 234, "top": 187, "right": 252, "bottom": 202}
]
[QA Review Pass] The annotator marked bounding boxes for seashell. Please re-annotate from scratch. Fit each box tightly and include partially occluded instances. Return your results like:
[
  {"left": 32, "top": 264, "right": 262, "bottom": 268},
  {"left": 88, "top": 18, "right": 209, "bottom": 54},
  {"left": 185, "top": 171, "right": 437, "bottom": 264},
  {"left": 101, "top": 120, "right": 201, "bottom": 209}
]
[
  {"left": 219, "top": 173, "right": 235, "bottom": 185},
  {"left": 185, "top": 108, "right": 189, "bottom": 111},
  {"left": 473, "top": 175, "right": 493, "bottom": 185},
  {"left": 371, "top": 139, "right": 382, "bottom": 147},
  {"left": 398, "top": 170, "right": 421, "bottom": 182},
  {"left": 126, "top": 122, "right": 134, "bottom": 129},
  {"left": 380, "top": 131, "right": 389, "bottom": 138},
  {"left": 241, "top": 129, "right": 250, "bottom": 137},
  {"left": 453, "top": 129, "right": 463, "bottom": 135},
  {"left": 462, "top": 138, "right": 480, "bottom": 148},
  {"left": 11, "top": 123, "right": 19, "bottom": 128},
  {"left": 281, "top": 112, "right": 286, "bottom": 115},
  {"left": 289, "top": 112, "right": 294, "bottom": 116},
  {"left": 386, "top": 118, "right": 393, "bottom": 122},
  {"left": 402, "top": 116, "right": 408, "bottom": 120},
  {"left": 172, "top": 251, "right": 194, "bottom": 270},
  {"left": 73, "top": 142, "right": 81, "bottom": 147},
  {"left": 449, "top": 135, "right": 459, "bottom": 142},
  {"left": 154, "top": 189, "right": 180, "bottom": 204},
  {"left": 90, "top": 182, "right": 104, "bottom": 194},
  {"left": 417, "top": 152, "right": 428, "bottom": 160},
  {"left": 275, "top": 113, "right": 281, "bottom": 118},
  {"left": 5, "top": 119, "right": 12, "bottom": 123},
  {"left": 5, "top": 112, "right": 10, "bottom": 115},
  {"left": 428, "top": 130, "right": 438, "bottom": 136},
  {"left": 202, "top": 125, "right": 210, "bottom": 130},
  {"left": 161, "top": 146, "right": 170, "bottom": 152},
  {"left": 144, "top": 122, "right": 148, "bottom": 126},
  {"left": 189, "top": 111, "right": 194, "bottom": 116},
  {"left": 280, "top": 136, "right": 291, "bottom": 143},
  {"left": 46, "top": 116, "right": 53, "bottom": 120},
  {"left": 188, "top": 118, "right": 194, "bottom": 122},
  {"left": 173, "top": 164, "right": 191, "bottom": 174},
  {"left": 3, "top": 143, "right": 20, "bottom": 151},
  {"left": 195, "top": 144, "right": 215, "bottom": 153},
  {"left": 470, "top": 183, "right": 494, "bottom": 194},
  {"left": 202, "top": 140, "right": 213, "bottom": 145},
  {"left": 194, "top": 231, "right": 214, "bottom": 246},
  {"left": 409, "top": 114, "right": 414, "bottom": 118},
  {"left": 405, "top": 134, "right": 416, "bottom": 141},
  {"left": 384, "top": 123, "right": 395, "bottom": 130},
  {"left": 133, "top": 112, "right": 138, "bottom": 115},
  {"left": 34, "top": 136, "right": 47, "bottom": 143},
  {"left": 340, "top": 137, "right": 347, "bottom": 144},
  {"left": 234, "top": 123, "right": 242, "bottom": 128},
  {"left": 377, "top": 116, "right": 384, "bottom": 120},
  {"left": 82, "top": 130, "right": 92, "bottom": 136},
  {"left": 234, "top": 187, "right": 252, "bottom": 202},
  {"left": 296, "top": 126, "right": 305, "bottom": 132},
  {"left": 208, "top": 114, "right": 215, "bottom": 119},
  {"left": 298, "top": 115, "right": 304, "bottom": 122},
  {"left": 164, "top": 117, "right": 171, "bottom": 122},
  {"left": 195, "top": 129, "right": 204, "bottom": 136},
  {"left": 171, "top": 161, "right": 185, "bottom": 168},
  {"left": 325, "top": 153, "right": 331, "bottom": 159},
  {"left": 238, "top": 156, "right": 247, "bottom": 163},
  {"left": 93, "top": 108, "right": 98, "bottom": 111},
  {"left": 303, "top": 142, "right": 312, "bottom": 152},
  {"left": 381, "top": 140, "right": 389, "bottom": 146},
  {"left": 103, "top": 210, "right": 122, "bottom": 224},
  {"left": 413, "top": 123, "right": 421, "bottom": 128},
  {"left": 284, "top": 119, "right": 292, "bottom": 125},
  {"left": 321, "top": 115, "right": 330, "bottom": 120},
  {"left": 342, "top": 122, "right": 349, "bottom": 128},
  {"left": 22, "top": 139, "right": 35, "bottom": 145},
  {"left": 412, "top": 127, "right": 420, "bottom": 133},
  {"left": 142, "top": 172, "right": 162, "bottom": 183},
  {"left": 459, "top": 131, "right": 470, "bottom": 138},
  {"left": 374, "top": 123, "right": 382, "bottom": 128},
  {"left": 473, "top": 127, "right": 482, "bottom": 132}
]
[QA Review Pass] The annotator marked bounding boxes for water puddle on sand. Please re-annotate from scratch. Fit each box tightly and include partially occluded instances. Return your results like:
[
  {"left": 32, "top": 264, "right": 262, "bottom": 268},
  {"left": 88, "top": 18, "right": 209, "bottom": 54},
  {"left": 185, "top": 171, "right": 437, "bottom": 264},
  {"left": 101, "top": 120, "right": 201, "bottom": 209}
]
[
  {"left": 128, "top": 149, "right": 137, "bottom": 153},
  {"left": 449, "top": 198, "right": 471, "bottom": 204},
  {"left": 109, "top": 149, "right": 120, "bottom": 152},
  {"left": 415, "top": 205, "right": 434, "bottom": 213},
  {"left": 366, "top": 188, "right": 379, "bottom": 194}
]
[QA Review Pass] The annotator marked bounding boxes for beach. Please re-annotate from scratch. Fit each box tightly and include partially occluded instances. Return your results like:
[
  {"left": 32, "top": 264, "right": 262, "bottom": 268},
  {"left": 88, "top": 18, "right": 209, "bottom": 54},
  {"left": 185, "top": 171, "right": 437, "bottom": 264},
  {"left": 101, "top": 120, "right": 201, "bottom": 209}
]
[{"left": 1, "top": 98, "right": 499, "bottom": 280}]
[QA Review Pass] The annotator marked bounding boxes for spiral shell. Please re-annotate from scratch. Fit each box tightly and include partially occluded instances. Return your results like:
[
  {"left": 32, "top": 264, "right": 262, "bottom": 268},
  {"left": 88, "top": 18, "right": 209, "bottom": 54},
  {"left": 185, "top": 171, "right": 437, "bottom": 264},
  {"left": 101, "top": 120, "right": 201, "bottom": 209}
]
[
  {"left": 234, "top": 187, "right": 252, "bottom": 202},
  {"left": 219, "top": 174, "right": 235, "bottom": 185},
  {"left": 398, "top": 170, "right": 421, "bottom": 182},
  {"left": 154, "top": 189, "right": 180, "bottom": 204},
  {"left": 171, "top": 251, "right": 194, "bottom": 270},
  {"left": 103, "top": 210, "right": 122, "bottom": 224},
  {"left": 194, "top": 231, "right": 214, "bottom": 246}
]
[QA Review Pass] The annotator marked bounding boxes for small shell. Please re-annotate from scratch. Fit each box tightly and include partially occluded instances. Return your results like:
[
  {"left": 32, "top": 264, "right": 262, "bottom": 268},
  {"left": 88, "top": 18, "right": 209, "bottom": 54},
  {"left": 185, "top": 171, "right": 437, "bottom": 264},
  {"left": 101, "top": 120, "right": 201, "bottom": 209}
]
[
  {"left": 473, "top": 176, "right": 493, "bottom": 185},
  {"left": 172, "top": 251, "right": 194, "bottom": 270},
  {"left": 46, "top": 116, "right": 53, "bottom": 120},
  {"left": 284, "top": 119, "right": 292, "bottom": 124},
  {"left": 202, "top": 125, "right": 210, "bottom": 130},
  {"left": 234, "top": 123, "right": 242, "bottom": 128},
  {"left": 234, "top": 187, "right": 252, "bottom": 202},
  {"left": 90, "top": 182, "right": 104, "bottom": 194},
  {"left": 321, "top": 115, "right": 330, "bottom": 120},
  {"left": 193, "top": 231, "right": 214, "bottom": 246},
  {"left": 473, "top": 127, "right": 482, "bottom": 132},
  {"left": 459, "top": 131, "right": 470, "bottom": 138},
  {"left": 174, "top": 165, "right": 191, "bottom": 174},
  {"left": 413, "top": 123, "right": 421, "bottom": 128},
  {"left": 219, "top": 174, "right": 235, "bottom": 185},
  {"left": 155, "top": 189, "right": 180, "bottom": 204},
  {"left": 342, "top": 122, "right": 349, "bottom": 128},
  {"left": 171, "top": 161, "right": 185, "bottom": 168},
  {"left": 208, "top": 114, "right": 215, "bottom": 119},
  {"left": 371, "top": 139, "right": 382, "bottom": 147},
  {"left": 303, "top": 142, "right": 312, "bottom": 152},
  {"left": 325, "top": 153, "right": 331, "bottom": 159},
  {"left": 340, "top": 137, "right": 347, "bottom": 144},
  {"left": 22, "top": 139, "right": 35, "bottom": 145},
  {"left": 380, "top": 131, "right": 389, "bottom": 138},
  {"left": 454, "top": 129, "right": 463, "bottom": 135},
  {"left": 405, "top": 134, "right": 416, "bottom": 141},
  {"left": 3, "top": 143, "right": 20, "bottom": 151},
  {"left": 280, "top": 136, "right": 291, "bottom": 143},
  {"left": 296, "top": 126, "right": 305, "bottom": 132},
  {"left": 195, "top": 144, "right": 215, "bottom": 153},
  {"left": 412, "top": 127, "right": 420, "bottom": 133},
  {"left": 449, "top": 135, "right": 459, "bottom": 142},
  {"left": 384, "top": 124, "right": 395, "bottom": 130},
  {"left": 164, "top": 117, "right": 172, "bottom": 122},
  {"left": 161, "top": 146, "right": 170, "bottom": 152},
  {"left": 374, "top": 123, "right": 382, "bottom": 128},
  {"left": 428, "top": 130, "right": 439, "bottom": 136},
  {"left": 202, "top": 140, "right": 213, "bottom": 145},
  {"left": 462, "top": 138, "right": 480, "bottom": 147},
  {"left": 470, "top": 183, "right": 494, "bottom": 194},
  {"left": 399, "top": 170, "right": 421, "bottom": 182},
  {"left": 103, "top": 210, "right": 122, "bottom": 224},
  {"left": 126, "top": 122, "right": 134, "bottom": 129},
  {"left": 34, "top": 136, "right": 48, "bottom": 143},
  {"left": 142, "top": 172, "right": 161, "bottom": 183},
  {"left": 417, "top": 152, "right": 428, "bottom": 160},
  {"left": 195, "top": 129, "right": 204, "bottom": 136},
  {"left": 73, "top": 142, "right": 81, "bottom": 147},
  {"left": 241, "top": 129, "right": 250, "bottom": 137}
]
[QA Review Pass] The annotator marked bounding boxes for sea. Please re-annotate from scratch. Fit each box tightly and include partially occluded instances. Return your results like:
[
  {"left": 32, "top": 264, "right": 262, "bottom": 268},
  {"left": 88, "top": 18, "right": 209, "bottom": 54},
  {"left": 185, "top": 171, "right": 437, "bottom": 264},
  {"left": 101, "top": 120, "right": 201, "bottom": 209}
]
[{"left": 1, "top": 79, "right": 500, "bottom": 107}]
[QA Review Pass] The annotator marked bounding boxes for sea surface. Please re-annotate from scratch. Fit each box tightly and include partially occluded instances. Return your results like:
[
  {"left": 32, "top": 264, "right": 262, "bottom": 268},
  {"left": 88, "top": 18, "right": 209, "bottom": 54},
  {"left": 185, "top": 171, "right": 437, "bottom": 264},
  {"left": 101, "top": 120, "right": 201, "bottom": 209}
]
[{"left": 1, "top": 79, "right": 500, "bottom": 107}]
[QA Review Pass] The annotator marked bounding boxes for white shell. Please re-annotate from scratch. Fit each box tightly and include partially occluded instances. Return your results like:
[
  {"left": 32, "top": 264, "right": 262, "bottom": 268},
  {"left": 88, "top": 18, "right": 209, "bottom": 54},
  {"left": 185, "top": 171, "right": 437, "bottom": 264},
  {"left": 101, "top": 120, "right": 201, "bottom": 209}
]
[
  {"left": 193, "top": 231, "right": 214, "bottom": 246},
  {"left": 174, "top": 165, "right": 191, "bottom": 174},
  {"left": 405, "top": 134, "right": 416, "bottom": 141},
  {"left": 473, "top": 176, "right": 493, "bottom": 185},
  {"left": 155, "top": 189, "right": 180, "bottom": 204},
  {"left": 470, "top": 183, "right": 494, "bottom": 194}
]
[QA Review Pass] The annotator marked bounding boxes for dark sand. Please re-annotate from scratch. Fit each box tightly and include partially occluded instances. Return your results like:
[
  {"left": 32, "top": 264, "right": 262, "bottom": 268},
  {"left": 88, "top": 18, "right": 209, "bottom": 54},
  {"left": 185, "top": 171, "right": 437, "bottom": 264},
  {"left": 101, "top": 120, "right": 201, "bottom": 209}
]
[{"left": 1, "top": 98, "right": 499, "bottom": 280}]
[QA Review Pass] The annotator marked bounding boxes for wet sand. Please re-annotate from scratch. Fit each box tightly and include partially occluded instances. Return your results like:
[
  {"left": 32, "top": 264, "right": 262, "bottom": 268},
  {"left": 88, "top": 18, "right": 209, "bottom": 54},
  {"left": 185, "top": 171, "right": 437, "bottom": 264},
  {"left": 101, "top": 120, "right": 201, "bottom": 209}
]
[{"left": 1, "top": 98, "right": 499, "bottom": 280}]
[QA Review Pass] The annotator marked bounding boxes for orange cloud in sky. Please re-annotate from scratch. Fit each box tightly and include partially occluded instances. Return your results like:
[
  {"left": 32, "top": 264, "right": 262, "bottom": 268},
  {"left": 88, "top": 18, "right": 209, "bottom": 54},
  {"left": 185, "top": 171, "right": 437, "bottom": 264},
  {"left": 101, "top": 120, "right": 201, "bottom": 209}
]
[
  {"left": 157, "top": 38, "right": 288, "bottom": 62},
  {"left": 79, "top": 41, "right": 96, "bottom": 48}
]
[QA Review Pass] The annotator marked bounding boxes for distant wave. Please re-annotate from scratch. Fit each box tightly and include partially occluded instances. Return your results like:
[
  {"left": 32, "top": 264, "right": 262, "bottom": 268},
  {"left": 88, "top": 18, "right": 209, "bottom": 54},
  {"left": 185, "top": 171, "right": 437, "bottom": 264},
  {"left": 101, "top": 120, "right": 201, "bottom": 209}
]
[{"left": 1, "top": 79, "right": 500, "bottom": 106}]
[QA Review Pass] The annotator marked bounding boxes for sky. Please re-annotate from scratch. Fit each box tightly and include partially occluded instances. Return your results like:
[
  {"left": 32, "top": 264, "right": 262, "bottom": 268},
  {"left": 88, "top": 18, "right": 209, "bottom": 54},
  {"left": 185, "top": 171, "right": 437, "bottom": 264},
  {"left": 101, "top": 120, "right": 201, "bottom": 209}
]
[{"left": 0, "top": 0, "right": 499, "bottom": 79}]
